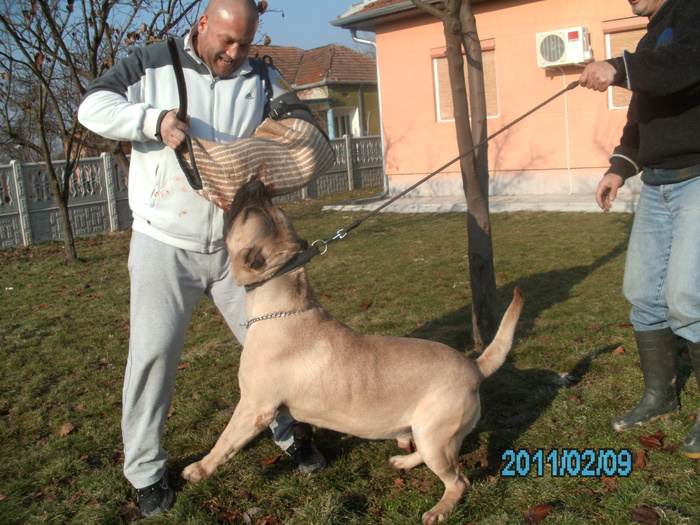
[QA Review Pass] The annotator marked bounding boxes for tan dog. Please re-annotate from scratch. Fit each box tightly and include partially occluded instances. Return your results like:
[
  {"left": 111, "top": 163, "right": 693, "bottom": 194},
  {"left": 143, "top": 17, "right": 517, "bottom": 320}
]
[{"left": 182, "top": 180, "right": 524, "bottom": 524}]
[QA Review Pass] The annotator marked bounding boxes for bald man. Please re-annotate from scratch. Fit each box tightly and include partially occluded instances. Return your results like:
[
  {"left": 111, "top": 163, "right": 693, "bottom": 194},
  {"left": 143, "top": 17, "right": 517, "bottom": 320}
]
[{"left": 79, "top": 0, "right": 326, "bottom": 517}]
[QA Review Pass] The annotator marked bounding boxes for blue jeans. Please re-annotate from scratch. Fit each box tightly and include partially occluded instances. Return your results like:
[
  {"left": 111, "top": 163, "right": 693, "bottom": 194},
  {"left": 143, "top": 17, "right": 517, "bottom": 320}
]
[{"left": 623, "top": 172, "right": 700, "bottom": 343}]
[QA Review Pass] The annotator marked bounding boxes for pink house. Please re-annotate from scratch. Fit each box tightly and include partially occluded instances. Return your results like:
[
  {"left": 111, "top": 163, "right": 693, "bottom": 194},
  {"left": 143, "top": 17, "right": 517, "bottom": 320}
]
[{"left": 333, "top": 0, "right": 647, "bottom": 200}]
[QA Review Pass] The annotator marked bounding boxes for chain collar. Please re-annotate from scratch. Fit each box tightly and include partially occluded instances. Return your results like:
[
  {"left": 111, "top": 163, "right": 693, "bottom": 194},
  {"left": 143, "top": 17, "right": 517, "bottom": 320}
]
[{"left": 241, "top": 310, "right": 302, "bottom": 328}]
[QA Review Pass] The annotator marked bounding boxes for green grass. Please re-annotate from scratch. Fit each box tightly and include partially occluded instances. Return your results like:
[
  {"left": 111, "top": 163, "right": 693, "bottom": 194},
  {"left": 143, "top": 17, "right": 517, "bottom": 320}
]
[{"left": 1, "top": 187, "right": 699, "bottom": 524}]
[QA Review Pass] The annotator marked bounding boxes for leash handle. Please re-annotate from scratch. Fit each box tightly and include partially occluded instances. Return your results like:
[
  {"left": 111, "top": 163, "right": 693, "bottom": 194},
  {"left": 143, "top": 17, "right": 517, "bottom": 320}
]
[
  {"left": 167, "top": 37, "right": 188, "bottom": 122},
  {"left": 167, "top": 37, "right": 203, "bottom": 190}
]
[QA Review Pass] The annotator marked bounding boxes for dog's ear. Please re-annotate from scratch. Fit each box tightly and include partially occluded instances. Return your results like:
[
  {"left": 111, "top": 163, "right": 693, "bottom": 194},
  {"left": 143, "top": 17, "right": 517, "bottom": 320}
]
[
  {"left": 242, "top": 246, "right": 266, "bottom": 271},
  {"left": 231, "top": 242, "right": 271, "bottom": 285}
]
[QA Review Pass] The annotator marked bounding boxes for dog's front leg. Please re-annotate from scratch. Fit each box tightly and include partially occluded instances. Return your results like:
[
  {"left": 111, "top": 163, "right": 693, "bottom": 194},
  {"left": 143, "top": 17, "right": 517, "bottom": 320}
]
[{"left": 182, "top": 401, "right": 276, "bottom": 483}]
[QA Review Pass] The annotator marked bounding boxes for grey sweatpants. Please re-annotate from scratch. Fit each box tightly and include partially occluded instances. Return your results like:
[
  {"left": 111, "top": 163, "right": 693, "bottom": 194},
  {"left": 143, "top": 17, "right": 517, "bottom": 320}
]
[{"left": 123, "top": 231, "right": 297, "bottom": 489}]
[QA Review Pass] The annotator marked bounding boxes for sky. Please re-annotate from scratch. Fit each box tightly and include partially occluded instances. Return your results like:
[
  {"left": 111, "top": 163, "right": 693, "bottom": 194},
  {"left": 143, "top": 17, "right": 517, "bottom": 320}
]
[{"left": 257, "top": 0, "right": 374, "bottom": 51}]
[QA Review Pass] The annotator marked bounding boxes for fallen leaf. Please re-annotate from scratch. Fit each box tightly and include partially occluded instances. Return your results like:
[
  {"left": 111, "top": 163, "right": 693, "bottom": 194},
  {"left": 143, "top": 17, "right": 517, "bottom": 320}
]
[
  {"left": 260, "top": 455, "right": 280, "bottom": 466},
  {"left": 632, "top": 506, "right": 659, "bottom": 524},
  {"left": 111, "top": 450, "right": 125, "bottom": 465},
  {"left": 243, "top": 507, "right": 262, "bottom": 524},
  {"left": 59, "top": 423, "right": 75, "bottom": 436},
  {"left": 359, "top": 300, "right": 372, "bottom": 310},
  {"left": 600, "top": 476, "right": 617, "bottom": 492},
  {"left": 639, "top": 432, "right": 665, "bottom": 449},
  {"left": 633, "top": 450, "right": 647, "bottom": 470},
  {"left": 121, "top": 502, "right": 140, "bottom": 521},
  {"left": 612, "top": 346, "right": 626, "bottom": 355},
  {"left": 85, "top": 499, "right": 99, "bottom": 505},
  {"left": 218, "top": 509, "right": 243, "bottom": 522},
  {"left": 412, "top": 480, "right": 432, "bottom": 493},
  {"left": 393, "top": 478, "right": 406, "bottom": 488},
  {"left": 178, "top": 362, "right": 191, "bottom": 370},
  {"left": 523, "top": 503, "right": 552, "bottom": 524},
  {"left": 73, "top": 404, "right": 85, "bottom": 412},
  {"left": 67, "top": 491, "right": 82, "bottom": 504},
  {"left": 568, "top": 395, "right": 582, "bottom": 404}
]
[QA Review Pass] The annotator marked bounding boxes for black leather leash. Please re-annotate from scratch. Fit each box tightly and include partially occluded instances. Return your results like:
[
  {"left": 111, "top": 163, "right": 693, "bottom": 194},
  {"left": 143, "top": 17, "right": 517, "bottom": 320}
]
[{"left": 167, "top": 37, "right": 203, "bottom": 190}]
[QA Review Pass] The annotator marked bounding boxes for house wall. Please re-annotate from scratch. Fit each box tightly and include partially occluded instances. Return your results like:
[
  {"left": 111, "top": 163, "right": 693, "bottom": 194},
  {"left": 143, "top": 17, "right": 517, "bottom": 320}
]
[
  {"left": 329, "top": 85, "right": 381, "bottom": 136},
  {"left": 374, "top": 0, "right": 643, "bottom": 198}
]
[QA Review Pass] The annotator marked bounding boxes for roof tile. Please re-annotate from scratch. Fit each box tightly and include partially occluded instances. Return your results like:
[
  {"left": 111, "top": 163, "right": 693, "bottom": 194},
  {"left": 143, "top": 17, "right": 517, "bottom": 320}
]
[{"left": 249, "top": 44, "right": 376, "bottom": 87}]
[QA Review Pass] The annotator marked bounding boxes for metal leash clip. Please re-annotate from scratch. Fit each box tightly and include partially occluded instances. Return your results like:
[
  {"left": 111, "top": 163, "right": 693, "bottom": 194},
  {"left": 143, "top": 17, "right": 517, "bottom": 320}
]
[{"left": 331, "top": 229, "right": 348, "bottom": 242}]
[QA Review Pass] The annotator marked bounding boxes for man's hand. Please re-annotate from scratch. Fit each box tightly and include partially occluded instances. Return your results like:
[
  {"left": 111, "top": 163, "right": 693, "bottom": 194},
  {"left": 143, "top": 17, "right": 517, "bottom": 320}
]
[
  {"left": 158, "top": 110, "right": 190, "bottom": 150},
  {"left": 596, "top": 172, "right": 624, "bottom": 212},
  {"left": 579, "top": 61, "right": 617, "bottom": 92}
]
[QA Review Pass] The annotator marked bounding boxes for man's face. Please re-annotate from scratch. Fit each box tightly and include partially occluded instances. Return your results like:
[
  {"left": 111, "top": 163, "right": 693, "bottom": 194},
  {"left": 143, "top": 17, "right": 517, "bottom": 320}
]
[
  {"left": 628, "top": 0, "right": 667, "bottom": 18},
  {"left": 195, "top": 7, "right": 258, "bottom": 78}
]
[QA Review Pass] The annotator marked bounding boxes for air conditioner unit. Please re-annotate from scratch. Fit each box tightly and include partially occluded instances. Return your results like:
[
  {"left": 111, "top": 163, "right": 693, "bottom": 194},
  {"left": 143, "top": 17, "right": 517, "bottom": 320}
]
[{"left": 536, "top": 27, "right": 593, "bottom": 68}]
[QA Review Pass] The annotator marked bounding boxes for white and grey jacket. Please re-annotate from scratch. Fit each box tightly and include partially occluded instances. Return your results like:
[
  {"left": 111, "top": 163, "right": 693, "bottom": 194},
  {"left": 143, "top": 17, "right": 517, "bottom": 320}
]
[{"left": 78, "top": 32, "right": 288, "bottom": 253}]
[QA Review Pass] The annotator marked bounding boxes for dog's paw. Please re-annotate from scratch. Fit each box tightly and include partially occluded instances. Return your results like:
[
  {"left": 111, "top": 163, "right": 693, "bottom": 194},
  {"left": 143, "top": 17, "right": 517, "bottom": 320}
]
[
  {"left": 389, "top": 452, "right": 423, "bottom": 471},
  {"left": 422, "top": 507, "right": 448, "bottom": 525},
  {"left": 182, "top": 462, "right": 209, "bottom": 483}
]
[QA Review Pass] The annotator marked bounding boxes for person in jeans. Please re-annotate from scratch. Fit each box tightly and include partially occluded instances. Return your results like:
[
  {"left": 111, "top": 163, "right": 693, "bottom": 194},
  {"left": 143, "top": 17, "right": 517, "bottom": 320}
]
[
  {"left": 78, "top": 0, "right": 325, "bottom": 517},
  {"left": 579, "top": 0, "right": 700, "bottom": 458}
]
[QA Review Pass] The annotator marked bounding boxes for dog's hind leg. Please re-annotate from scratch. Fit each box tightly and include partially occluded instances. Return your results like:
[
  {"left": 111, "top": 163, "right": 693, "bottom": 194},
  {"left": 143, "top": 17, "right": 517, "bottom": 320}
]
[
  {"left": 412, "top": 404, "right": 476, "bottom": 525},
  {"left": 182, "top": 401, "right": 276, "bottom": 483},
  {"left": 415, "top": 434, "right": 469, "bottom": 525}
]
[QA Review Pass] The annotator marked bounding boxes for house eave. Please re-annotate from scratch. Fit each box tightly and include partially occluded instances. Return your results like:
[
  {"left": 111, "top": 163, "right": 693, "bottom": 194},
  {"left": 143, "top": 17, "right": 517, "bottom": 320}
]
[{"left": 331, "top": 0, "right": 488, "bottom": 32}]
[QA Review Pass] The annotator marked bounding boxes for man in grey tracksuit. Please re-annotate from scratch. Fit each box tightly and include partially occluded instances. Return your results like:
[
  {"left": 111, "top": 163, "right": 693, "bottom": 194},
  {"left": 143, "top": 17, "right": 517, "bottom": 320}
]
[{"left": 79, "top": 0, "right": 325, "bottom": 517}]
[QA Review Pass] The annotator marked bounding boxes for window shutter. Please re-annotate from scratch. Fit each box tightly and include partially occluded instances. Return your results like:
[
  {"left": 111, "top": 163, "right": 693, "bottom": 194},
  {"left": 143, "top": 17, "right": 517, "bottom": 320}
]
[
  {"left": 435, "top": 46, "right": 498, "bottom": 121},
  {"left": 608, "top": 29, "right": 646, "bottom": 108}
]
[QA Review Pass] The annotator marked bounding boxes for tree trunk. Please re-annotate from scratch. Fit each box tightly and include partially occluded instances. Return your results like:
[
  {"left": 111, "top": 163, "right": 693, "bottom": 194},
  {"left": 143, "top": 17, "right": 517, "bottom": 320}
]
[
  {"left": 36, "top": 89, "right": 78, "bottom": 262},
  {"left": 440, "top": 8, "right": 497, "bottom": 349},
  {"left": 53, "top": 170, "right": 78, "bottom": 262},
  {"left": 460, "top": 0, "right": 499, "bottom": 348}
]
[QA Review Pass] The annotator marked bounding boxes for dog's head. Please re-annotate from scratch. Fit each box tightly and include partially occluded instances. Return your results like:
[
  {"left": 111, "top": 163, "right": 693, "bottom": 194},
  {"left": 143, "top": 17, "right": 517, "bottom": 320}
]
[{"left": 223, "top": 181, "right": 308, "bottom": 286}]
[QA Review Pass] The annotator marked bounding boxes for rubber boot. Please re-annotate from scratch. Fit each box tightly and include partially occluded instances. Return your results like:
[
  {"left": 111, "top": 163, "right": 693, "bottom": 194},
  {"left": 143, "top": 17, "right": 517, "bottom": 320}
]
[
  {"left": 612, "top": 328, "right": 679, "bottom": 431},
  {"left": 682, "top": 340, "right": 700, "bottom": 459}
]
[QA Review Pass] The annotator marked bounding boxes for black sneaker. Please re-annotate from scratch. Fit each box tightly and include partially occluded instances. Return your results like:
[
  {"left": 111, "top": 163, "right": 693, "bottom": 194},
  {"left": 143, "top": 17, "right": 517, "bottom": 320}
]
[
  {"left": 285, "top": 423, "right": 326, "bottom": 474},
  {"left": 136, "top": 476, "right": 175, "bottom": 518}
]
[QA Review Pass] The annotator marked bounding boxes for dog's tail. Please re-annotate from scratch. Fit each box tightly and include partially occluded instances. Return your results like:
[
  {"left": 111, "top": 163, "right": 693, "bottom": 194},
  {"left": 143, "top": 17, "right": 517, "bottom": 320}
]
[{"left": 476, "top": 287, "right": 524, "bottom": 378}]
